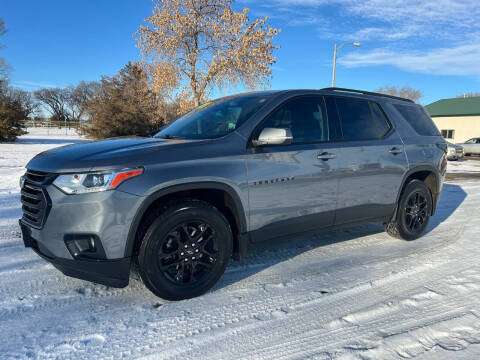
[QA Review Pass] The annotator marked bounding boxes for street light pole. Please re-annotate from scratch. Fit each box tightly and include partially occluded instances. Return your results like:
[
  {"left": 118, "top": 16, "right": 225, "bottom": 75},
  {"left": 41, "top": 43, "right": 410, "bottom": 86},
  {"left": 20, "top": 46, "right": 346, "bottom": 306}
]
[
  {"left": 331, "top": 43, "right": 338, "bottom": 88},
  {"left": 331, "top": 42, "right": 360, "bottom": 87}
]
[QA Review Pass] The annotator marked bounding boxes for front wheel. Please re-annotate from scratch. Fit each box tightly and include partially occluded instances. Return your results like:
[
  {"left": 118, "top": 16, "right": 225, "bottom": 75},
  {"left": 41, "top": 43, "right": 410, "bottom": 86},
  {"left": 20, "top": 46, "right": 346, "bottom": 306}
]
[
  {"left": 136, "top": 200, "right": 233, "bottom": 300},
  {"left": 385, "top": 180, "right": 432, "bottom": 241}
]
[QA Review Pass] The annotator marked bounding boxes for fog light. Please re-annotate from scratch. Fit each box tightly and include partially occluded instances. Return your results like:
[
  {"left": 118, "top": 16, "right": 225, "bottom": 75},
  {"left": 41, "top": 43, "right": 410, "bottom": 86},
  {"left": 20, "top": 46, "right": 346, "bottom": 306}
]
[{"left": 64, "top": 234, "right": 107, "bottom": 260}]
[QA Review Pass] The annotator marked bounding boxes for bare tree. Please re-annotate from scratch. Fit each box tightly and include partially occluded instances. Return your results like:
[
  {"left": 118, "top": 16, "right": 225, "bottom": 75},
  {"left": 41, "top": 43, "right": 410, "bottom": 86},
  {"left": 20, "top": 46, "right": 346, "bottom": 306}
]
[
  {"left": 0, "top": 18, "right": 8, "bottom": 86},
  {"left": 375, "top": 86, "right": 423, "bottom": 103},
  {"left": 67, "top": 81, "right": 100, "bottom": 121},
  {"left": 456, "top": 92, "right": 480, "bottom": 98},
  {"left": 34, "top": 88, "right": 71, "bottom": 122}
]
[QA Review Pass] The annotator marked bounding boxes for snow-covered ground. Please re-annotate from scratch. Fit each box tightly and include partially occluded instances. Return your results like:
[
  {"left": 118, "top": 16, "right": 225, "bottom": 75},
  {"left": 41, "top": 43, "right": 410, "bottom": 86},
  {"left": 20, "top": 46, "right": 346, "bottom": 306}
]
[
  {"left": 447, "top": 158, "right": 480, "bottom": 173},
  {"left": 1, "top": 133, "right": 480, "bottom": 359}
]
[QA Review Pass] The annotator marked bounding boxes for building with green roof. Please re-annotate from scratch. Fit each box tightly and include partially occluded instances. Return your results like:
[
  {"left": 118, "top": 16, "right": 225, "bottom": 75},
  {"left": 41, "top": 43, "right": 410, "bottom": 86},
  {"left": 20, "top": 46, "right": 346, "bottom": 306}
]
[{"left": 425, "top": 97, "right": 480, "bottom": 143}]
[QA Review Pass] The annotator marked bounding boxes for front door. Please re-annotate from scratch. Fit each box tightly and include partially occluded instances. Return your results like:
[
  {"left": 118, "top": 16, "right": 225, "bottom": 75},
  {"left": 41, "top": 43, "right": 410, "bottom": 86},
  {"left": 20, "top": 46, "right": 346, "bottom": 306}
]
[{"left": 246, "top": 95, "right": 341, "bottom": 241}]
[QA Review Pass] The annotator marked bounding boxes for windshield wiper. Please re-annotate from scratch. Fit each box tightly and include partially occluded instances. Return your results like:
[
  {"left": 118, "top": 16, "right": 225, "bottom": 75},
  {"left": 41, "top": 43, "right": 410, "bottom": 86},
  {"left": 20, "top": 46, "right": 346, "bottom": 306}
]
[{"left": 156, "top": 134, "right": 187, "bottom": 140}]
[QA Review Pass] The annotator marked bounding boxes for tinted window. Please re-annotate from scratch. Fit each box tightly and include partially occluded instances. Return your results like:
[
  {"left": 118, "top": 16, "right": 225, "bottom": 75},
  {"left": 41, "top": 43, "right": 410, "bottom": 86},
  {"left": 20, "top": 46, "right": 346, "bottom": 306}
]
[
  {"left": 155, "top": 93, "right": 272, "bottom": 139},
  {"left": 371, "top": 102, "right": 391, "bottom": 137},
  {"left": 394, "top": 104, "right": 440, "bottom": 136},
  {"left": 335, "top": 97, "right": 385, "bottom": 140},
  {"left": 260, "top": 96, "right": 328, "bottom": 144}
]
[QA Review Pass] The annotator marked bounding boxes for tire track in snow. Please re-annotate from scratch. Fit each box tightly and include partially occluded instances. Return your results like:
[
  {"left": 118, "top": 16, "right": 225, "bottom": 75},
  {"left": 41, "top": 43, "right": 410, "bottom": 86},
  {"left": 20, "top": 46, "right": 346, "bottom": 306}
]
[
  {"left": 0, "top": 189, "right": 468, "bottom": 355},
  {"left": 0, "top": 218, "right": 461, "bottom": 327},
  {"left": 151, "top": 194, "right": 476, "bottom": 359},
  {"left": 1, "top": 135, "right": 478, "bottom": 360}
]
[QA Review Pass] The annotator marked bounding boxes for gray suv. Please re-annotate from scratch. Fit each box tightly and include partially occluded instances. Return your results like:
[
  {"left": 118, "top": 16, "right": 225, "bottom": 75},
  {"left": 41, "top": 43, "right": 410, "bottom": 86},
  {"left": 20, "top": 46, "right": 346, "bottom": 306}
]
[{"left": 19, "top": 88, "right": 447, "bottom": 300}]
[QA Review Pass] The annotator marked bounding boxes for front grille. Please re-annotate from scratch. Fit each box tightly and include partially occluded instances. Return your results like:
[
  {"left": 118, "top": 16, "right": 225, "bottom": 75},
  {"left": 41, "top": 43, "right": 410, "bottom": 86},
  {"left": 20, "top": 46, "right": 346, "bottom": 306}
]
[
  {"left": 25, "top": 170, "right": 51, "bottom": 184},
  {"left": 20, "top": 170, "right": 55, "bottom": 229}
]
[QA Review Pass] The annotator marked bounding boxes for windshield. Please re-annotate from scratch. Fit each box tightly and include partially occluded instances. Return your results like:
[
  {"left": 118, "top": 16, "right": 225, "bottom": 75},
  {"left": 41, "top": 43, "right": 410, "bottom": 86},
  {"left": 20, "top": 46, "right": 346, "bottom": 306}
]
[{"left": 155, "top": 93, "right": 272, "bottom": 139}]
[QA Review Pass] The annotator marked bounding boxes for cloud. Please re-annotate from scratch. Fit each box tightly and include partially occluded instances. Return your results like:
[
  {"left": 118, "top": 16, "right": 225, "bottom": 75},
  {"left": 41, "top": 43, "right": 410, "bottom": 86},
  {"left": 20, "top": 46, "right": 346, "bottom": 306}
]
[
  {"left": 346, "top": 0, "right": 480, "bottom": 27},
  {"left": 343, "top": 24, "right": 424, "bottom": 42},
  {"left": 270, "top": 0, "right": 327, "bottom": 5},
  {"left": 340, "top": 42, "right": 480, "bottom": 78},
  {"left": 244, "top": 0, "right": 480, "bottom": 79},
  {"left": 242, "top": 0, "right": 327, "bottom": 6},
  {"left": 343, "top": 0, "right": 480, "bottom": 42},
  {"left": 12, "top": 80, "right": 58, "bottom": 89},
  {"left": 248, "top": 0, "right": 480, "bottom": 39},
  {"left": 240, "top": 0, "right": 329, "bottom": 27}
]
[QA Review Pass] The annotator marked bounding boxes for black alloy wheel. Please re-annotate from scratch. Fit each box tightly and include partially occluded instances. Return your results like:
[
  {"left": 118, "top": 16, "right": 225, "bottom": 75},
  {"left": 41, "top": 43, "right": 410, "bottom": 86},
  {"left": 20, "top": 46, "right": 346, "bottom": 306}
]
[
  {"left": 385, "top": 179, "right": 432, "bottom": 241},
  {"left": 159, "top": 222, "right": 218, "bottom": 285},
  {"left": 136, "top": 200, "right": 232, "bottom": 300},
  {"left": 404, "top": 192, "right": 428, "bottom": 232}
]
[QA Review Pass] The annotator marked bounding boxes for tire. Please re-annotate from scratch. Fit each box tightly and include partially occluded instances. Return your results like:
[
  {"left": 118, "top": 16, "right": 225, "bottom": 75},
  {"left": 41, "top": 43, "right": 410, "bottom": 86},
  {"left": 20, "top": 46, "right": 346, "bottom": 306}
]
[
  {"left": 385, "top": 179, "right": 432, "bottom": 241},
  {"left": 136, "top": 199, "right": 233, "bottom": 300}
]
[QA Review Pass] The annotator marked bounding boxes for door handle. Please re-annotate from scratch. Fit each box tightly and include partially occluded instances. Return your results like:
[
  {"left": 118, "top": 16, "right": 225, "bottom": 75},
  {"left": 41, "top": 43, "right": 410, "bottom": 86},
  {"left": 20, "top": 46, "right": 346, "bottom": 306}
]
[
  {"left": 317, "top": 152, "right": 336, "bottom": 161},
  {"left": 389, "top": 147, "right": 403, "bottom": 155}
]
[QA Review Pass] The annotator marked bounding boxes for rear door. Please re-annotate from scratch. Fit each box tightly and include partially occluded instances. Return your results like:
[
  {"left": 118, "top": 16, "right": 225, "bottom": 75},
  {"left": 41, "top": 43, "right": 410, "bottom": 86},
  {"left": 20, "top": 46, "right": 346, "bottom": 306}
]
[
  {"left": 326, "top": 95, "right": 409, "bottom": 225},
  {"left": 246, "top": 95, "right": 341, "bottom": 241}
]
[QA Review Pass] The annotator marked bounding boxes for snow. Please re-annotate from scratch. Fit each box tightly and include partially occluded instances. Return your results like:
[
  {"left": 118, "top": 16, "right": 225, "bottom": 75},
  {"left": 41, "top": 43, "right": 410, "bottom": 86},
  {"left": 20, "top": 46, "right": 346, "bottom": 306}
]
[
  {"left": 447, "top": 158, "right": 480, "bottom": 173},
  {"left": 2, "top": 132, "right": 480, "bottom": 359}
]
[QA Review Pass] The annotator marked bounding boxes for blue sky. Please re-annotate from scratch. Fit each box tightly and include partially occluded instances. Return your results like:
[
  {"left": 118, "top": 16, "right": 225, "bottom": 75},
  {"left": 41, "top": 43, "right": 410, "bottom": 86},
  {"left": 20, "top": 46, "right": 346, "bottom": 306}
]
[{"left": 2, "top": 0, "right": 480, "bottom": 105}]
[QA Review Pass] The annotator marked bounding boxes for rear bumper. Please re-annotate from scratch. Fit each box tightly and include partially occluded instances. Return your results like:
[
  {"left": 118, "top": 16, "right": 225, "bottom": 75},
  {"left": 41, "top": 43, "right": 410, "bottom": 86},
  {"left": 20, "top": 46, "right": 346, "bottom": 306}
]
[{"left": 20, "top": 220, "right": 130, "bottom": 288}]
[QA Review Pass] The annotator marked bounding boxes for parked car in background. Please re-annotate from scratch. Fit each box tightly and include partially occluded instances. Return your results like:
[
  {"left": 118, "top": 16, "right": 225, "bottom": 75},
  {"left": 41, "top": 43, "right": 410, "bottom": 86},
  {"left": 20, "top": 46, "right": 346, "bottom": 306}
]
[
  {"left": 458, "top": 138, "right": 480, "bottom": 156},
  {"left": 19, "top": 88, "right": 447, "bottom": 300},
  {"left": 446, "top": 142, "right": 464, "bottom": 160}
]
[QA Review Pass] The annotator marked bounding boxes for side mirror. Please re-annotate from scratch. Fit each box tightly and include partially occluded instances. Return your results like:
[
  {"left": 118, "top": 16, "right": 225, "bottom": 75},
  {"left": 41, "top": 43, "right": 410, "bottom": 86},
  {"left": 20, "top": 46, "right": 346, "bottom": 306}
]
[{"left": 252, "top": 127, "right": 293, "bottom": 146}]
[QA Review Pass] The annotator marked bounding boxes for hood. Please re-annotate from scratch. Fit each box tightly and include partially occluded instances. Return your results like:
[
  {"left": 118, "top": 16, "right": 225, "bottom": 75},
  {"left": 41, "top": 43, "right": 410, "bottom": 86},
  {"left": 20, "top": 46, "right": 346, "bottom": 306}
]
[{"left": 26, "top": 137, "right": 205, "bottom": 173}]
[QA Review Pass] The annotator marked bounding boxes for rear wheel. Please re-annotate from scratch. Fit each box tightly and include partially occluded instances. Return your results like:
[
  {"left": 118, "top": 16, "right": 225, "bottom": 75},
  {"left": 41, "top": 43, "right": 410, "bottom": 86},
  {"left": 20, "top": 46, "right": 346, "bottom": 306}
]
[
  {"left": 385, "top": 180, "right": 432, "bottom": 241},
  {"left": 136, "top": 200, "right": 232, "bottom": 300}
]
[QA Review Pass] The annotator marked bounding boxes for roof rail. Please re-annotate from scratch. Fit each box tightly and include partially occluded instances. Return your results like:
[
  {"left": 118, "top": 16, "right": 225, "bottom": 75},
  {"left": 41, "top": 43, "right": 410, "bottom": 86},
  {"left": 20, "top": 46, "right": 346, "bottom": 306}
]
[{"left": 321, "top": 87, "right": 414, "bottom": 103}]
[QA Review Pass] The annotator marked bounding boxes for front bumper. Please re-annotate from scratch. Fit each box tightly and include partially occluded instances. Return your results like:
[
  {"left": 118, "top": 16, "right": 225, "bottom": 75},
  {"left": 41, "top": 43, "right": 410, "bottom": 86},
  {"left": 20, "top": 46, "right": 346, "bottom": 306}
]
[
  {"left": 20, "top": 183, "right": 143, "bottom": 260},
  {"left": 20, "top": 220, "right": 130, "bottom": 287}
]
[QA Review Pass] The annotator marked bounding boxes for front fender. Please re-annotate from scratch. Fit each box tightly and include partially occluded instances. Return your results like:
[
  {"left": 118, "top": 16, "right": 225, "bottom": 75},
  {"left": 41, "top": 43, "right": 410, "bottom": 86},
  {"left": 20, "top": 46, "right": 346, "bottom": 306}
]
[{"left": 123, "top": 181, "right": 248, "bottom": 258}]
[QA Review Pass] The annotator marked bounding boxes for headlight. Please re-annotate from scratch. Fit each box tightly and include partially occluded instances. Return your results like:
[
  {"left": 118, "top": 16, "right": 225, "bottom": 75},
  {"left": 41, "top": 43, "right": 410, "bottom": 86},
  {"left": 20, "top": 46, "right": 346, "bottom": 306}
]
[{"left": 53, "top": 168, "right": 143, "bottom": 194}]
